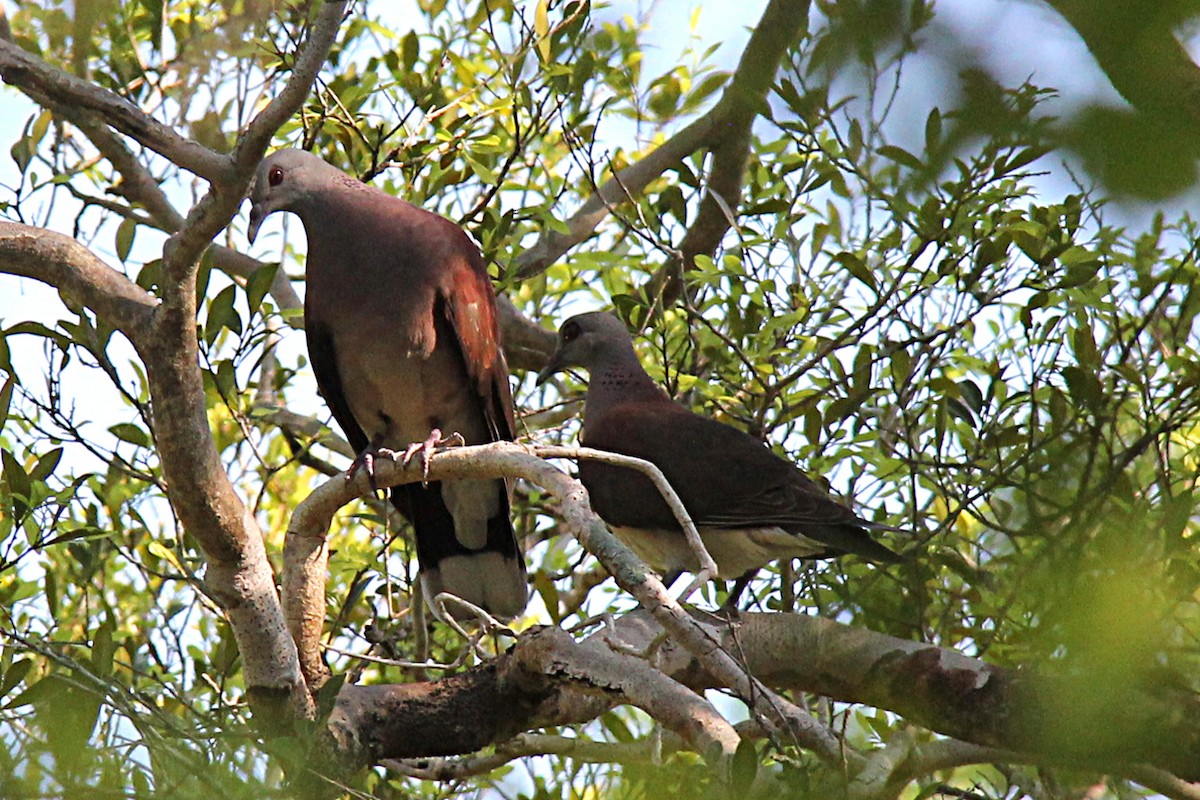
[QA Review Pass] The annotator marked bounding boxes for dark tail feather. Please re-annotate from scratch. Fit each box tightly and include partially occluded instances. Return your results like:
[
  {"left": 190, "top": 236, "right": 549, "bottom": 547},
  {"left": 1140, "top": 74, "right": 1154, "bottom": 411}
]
[
  {"left": 809, "top": 522, "right": 906, "bottom": 564},
  {"left": 392, "top": 482, "right": 528, "bottom": 618}
]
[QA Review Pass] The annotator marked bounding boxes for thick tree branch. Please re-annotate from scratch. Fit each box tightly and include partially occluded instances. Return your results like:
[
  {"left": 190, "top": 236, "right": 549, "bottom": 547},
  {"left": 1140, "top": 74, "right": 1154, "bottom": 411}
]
[
  {"left": 0, "top": 40, "right": 229, "bottom": 182},
  {"left": 144, "top": 28, "right": 348, "bottom": 712},
  {"left": 77, "top": 120, "right": 187, "bottom": 229},
  {"left": 319, "top": 624, "right": 736, "bottom": 783},
  {"left": 284, "top": 441, "right": 841, "bottom": 769},
  {"left": 233, "top": 2, "right": 349, "bottom": 174},
  {"left": 0, "top": 221, "right": 158, "bottom": 343},
  {"left": 645, "top": 0, "right": 809, "bottom": 306},
  {"left": 496, "top": 294, "right": 556, "bottom": 371},
  {"left": 509, "top": 626, "right": 741, "bottom": 758},
  {"left": 305, "top": 603, "right": 1200, "bottom": 790},
  {"left": 661, "top": 612, "right": 1200, "bottom": 782},
  {"left": 0, "top": 219, "right": 309, "bottom": 715},
  {"left": 13, "top": 1, "right": 355, "bottom": 725}
]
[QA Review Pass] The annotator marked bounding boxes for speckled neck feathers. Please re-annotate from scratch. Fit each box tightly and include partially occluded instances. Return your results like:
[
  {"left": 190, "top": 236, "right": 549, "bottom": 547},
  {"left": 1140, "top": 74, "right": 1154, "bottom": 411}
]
[{"left": 581, "top": 342, "right": 670, "bottom": 429}]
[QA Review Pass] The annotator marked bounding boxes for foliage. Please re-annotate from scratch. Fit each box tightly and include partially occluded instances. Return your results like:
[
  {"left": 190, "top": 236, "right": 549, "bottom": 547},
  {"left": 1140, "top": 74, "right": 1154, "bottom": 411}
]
[{"left": 2, "top": 0, "right": 1200, "bottom": 798}]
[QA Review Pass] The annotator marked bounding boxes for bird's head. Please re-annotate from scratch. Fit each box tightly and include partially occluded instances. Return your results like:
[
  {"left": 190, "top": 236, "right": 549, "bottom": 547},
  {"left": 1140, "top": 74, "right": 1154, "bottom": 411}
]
[
  {"left": 536, "top": 312, "right": 636, "bottom": 385},
  {"left": 246, "top": 148, "right": 330, "bottom": 244}
]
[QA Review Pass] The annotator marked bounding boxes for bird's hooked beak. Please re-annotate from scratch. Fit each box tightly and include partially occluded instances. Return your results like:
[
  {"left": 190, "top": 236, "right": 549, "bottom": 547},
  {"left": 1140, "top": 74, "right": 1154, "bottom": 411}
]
[
  {"left": 535, "top": 348, "right": 569, "bottom": 386},
  {"left": 247, "top": 202, "right": 265, "bottom": 245}
]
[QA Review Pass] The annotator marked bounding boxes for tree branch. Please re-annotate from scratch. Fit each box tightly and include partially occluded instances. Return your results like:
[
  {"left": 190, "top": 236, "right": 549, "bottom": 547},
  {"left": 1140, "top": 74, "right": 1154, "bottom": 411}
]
[
  {"left": 233, "top": 2, "right": 349, "bottom": 173},
  {"left": 644, "top": 0, "right": 810, "bottom": 306},
  {"left": 302, "top": 602, "right": 1200, "bottom": 789},
  {"left": 511, "top": 0, "right": 810, "bottom": 283},
  {"left": 511, "top": 112, "right": 721, "bottom": 279},
  {"left": 283, "top": 441, "right": 841, "bottom": 765},
  {"left": 669, "top": 612, "right": 1200, "bottom": 782},
  {"left": 0, "top": 39, "right": 230, "bottom": 182},
  {"left": 496, "top": 293, "right": 556, "bottom": 370},
  {"left": 0, "top": 221, "right": 158, "bottom": 343}
]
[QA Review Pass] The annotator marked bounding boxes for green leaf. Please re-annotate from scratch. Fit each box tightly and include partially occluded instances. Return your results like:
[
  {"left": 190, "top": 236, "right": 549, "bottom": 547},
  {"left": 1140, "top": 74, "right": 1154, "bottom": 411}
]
[
  {"left": 401, "top": 30, "right": 420, "bottom": 71},
  {"left": 731, "top": 738, "right": 758, "bottom": 795},
  {"left": 28, "top": 447, "right": 62, "bottom": 482},
  {"left": 877, "top": 144, "right": 923, "bottom": 171},
  {"left": 109, "top": 422, "right": 150, "bottom": 448},
  {"left": 834, "top": 251, "right": 876, "bottom": 291},
  {"left": 245, "top": 262, "right": 279, "bottom": 316},
  {"left": 1062, "top": 365, "right": 1103, "bottom": 414},
  {"left": 214, "top": 359, "right": 237, "bottom": 399},
  {"left": 115, "top": 217, "right": 137, "bottom": 263},
  {"left": 924, "top": 106, "right": 942, "bottom": 152},
  {"left": 0, "top": 375, "right": 14, "bottom": 430},
  {"left": 205, "top": 285, "right": 242, "bottom": 344},
  {"left": 91, "top": 619, "right": 115, "bottom": 678},
  {"left": 0, "top": 657, "right": 33, "bottom": 701},
  {"left": 2, "top": 448, "right": 31, "bottom": 522},
  {"left": 3, "top": 672, "right": 70, "bottom": 711},
  {"left": 534, "top": 0, "right": 551, "bottom": 62}
]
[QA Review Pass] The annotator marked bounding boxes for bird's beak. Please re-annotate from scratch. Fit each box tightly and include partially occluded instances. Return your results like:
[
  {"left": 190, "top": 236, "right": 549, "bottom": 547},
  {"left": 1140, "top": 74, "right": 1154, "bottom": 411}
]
[
  {"left": 535, "top": 349, "right": 567, "bottom": 386},
  {"left": 247, "top": 203, "right": 264, "bottom": 244}
]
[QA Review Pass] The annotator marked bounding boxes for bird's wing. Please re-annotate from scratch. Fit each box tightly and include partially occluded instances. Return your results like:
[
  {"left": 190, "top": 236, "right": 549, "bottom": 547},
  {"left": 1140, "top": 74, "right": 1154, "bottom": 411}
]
[
  {"left": 585, "top": 402, "right": 868, "bottom": 531},
  {"left": 438, "top": 255, "right": 516, "bottom": 443},
  {"left": 305, "top": 315, "right": 370, "bottom": 455}
]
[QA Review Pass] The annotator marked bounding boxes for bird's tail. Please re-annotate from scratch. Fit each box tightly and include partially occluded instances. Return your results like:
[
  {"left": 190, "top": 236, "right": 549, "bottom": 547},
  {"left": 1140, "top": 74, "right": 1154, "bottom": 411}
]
[
  {"left": 814, "top": 521, "right": 906, "bottom": 564},
  {"left": 392, "top": 483, "right": 528, "bottom": 619}
]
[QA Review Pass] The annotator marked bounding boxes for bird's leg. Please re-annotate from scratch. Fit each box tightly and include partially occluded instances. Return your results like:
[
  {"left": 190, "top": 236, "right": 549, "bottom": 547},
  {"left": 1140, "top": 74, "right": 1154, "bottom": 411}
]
[{"left": 399, "top": 428, "right": 467, "bottom": 486}]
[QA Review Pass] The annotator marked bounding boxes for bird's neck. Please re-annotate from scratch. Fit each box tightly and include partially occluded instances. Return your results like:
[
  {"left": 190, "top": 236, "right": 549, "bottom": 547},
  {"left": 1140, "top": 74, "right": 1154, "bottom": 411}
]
[{"left": 583, "top": 352, "right": 669, "bottom": 421}]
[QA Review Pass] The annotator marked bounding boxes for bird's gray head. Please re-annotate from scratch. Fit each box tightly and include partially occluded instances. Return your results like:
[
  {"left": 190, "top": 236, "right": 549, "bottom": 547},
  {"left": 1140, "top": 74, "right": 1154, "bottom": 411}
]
[
  {"left": 246, "top": 149, "right": 337, "bottom": 243},
  {"left": 536, "top": 312, "right": 638, "bottom": 385}
]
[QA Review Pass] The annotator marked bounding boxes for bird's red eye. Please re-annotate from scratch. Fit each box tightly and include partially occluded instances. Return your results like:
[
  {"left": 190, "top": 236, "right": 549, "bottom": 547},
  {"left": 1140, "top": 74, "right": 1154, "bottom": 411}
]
[{"left": 268, "top": 166, "right": 284, "bottom": 187}]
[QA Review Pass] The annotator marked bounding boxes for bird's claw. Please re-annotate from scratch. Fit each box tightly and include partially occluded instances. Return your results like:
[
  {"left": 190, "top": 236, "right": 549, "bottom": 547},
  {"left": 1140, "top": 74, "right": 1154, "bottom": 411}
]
[
  {"left": 347, "top": 440, "right": 396, "bottom": 494},
  {"left": 400, "top": 429, "right": 466, "bottom": 486}
]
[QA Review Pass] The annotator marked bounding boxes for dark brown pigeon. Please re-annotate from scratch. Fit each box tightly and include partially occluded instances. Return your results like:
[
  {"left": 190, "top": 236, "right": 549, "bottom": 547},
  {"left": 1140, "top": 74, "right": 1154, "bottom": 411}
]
[
  {"left": 537, "top": 312, "right": 901, "bottom": 581},
  {"left": 248, "top": 149, "right": 526, "bottom": 618}
]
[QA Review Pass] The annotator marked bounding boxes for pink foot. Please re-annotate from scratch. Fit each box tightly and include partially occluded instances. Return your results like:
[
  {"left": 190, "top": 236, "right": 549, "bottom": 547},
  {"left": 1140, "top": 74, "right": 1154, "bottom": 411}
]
[{"left": 400, "top": 429, "right": 465, "bottom": 485}]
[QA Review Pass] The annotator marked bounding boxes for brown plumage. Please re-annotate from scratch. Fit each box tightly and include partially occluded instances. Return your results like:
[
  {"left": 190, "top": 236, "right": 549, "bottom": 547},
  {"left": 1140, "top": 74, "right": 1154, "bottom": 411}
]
[
  {"left": 537, "top": 312, "right": 901, "bottom": 579},
  {"left": 248, "top": 149, "right": 526, "bottom": 617}
]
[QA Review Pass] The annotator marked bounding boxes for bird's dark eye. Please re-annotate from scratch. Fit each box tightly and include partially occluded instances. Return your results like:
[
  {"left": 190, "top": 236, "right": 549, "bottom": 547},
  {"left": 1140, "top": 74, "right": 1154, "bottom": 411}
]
[
  {"left": 268, "top": 166, "right": 284, "bottom": 187},
  {"left": 561, "top": 322, "right": 580, "bottom": 342}
]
